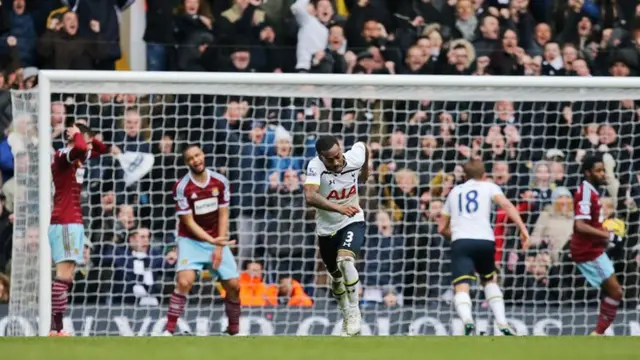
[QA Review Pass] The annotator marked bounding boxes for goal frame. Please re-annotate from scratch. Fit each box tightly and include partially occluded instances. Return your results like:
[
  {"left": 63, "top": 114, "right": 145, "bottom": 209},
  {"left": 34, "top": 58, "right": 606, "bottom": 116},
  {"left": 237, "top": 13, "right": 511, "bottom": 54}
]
[{"left": 34, "top": 70, "right": 640, "bottom": 336}]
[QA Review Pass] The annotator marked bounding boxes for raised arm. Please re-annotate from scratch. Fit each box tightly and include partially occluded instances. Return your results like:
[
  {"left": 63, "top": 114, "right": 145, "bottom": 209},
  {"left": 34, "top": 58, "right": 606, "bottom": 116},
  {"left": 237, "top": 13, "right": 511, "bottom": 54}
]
[
  {"left": 67, "top": 129, "right": 88, "bottom": 162},
  {"left": 493, "top": 193, "right": 530, "bottom": 250},
  {"left": 90, "top": 137, "right": 110, "bottom": 155}
]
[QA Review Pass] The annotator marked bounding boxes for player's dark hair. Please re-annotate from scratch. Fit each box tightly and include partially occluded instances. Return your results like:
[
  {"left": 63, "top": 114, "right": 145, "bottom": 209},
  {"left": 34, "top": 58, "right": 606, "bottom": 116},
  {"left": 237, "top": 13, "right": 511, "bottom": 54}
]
[
  {"left": 582, "top": 153, "right": 603, "bottom": 175},
  {"left": 315, "top": 135, "right": 340, "bottom": 155},
  {"left": 463, "top": 159, "right": 485, "bottom": 180},
  {"left": 181, "top": 143, "right": 201, "bottom": 160},
  {"left": 75, "top": 123, "right": 93, "bottom": 137}
]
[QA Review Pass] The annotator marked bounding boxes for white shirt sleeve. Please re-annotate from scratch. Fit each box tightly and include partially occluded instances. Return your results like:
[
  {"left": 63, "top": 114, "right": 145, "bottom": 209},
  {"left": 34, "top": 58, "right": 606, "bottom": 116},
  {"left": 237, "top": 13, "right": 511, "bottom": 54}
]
[
  {"left": 490, "top": 183, "right": 505, "bottom": 199},
  {"left": 305, "top": 158, "right": 322, "bottom": 186},
  {"left": 345, "top": 142, "right": 367, "bottom": 169}
]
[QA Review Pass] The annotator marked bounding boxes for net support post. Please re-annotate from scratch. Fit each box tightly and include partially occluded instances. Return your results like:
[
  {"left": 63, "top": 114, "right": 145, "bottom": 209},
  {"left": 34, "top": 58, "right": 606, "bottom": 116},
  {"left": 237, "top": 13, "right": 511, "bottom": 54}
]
[{"left": 37, "top": 74, "right": 52, "bottom": 336}]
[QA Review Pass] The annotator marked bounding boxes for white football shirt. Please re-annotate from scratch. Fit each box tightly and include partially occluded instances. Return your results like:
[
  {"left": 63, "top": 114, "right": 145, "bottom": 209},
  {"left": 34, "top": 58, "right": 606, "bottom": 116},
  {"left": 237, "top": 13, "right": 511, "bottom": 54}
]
[
  {"left": 305, "top": 142, "right": 366, "bottom": 236},
  {"left": 443, "top": 179, "right": 504, "bottom": 242}
]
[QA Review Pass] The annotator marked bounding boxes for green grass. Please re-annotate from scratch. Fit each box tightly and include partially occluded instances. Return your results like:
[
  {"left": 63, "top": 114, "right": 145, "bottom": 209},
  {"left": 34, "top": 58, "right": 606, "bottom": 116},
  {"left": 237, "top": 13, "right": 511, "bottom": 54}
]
[{"left": 0, "top": 337, "right": 638, "bottom": 360}]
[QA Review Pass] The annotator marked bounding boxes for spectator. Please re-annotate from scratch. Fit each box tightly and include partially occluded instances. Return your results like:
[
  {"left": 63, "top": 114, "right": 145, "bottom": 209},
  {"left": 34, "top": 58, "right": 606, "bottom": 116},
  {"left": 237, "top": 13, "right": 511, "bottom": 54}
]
[
  {"left": 291, "top": 0, "right": 329, "bottom": 72},
  {"left": 174, "top": 0, "right": 214, "bottom": 72},
  {"left": 0, "top": 0, "right": 37, "bottom": 67},
  {"left": 362, "top": 210, "right": 403, "bottom": 308},
  {"left": 0, "top": 272, "right": 8, "bottom": 303},
  {"left": 529, "top": 186, "right": 574, "bottom": 264},
  {"left": 0, "top": 193, "right": 12, "bottom": 274},
  {"left": 273, "top": 276, "right": 313, "bottom": 307},
  {"left": 63, "top": 0, "right": 134, "bottom": 70},
  {"left": 144, "top": 0, "right": 181, "bottom": 71},
  {"left": 238, "top": 261, "right": 273, "bottom": 307},
  {"left": 38, "top": 11, "right": 104, "bottom": 70},
  {"left": 112, "top": 227, "right": 172, "bottom": 305}
]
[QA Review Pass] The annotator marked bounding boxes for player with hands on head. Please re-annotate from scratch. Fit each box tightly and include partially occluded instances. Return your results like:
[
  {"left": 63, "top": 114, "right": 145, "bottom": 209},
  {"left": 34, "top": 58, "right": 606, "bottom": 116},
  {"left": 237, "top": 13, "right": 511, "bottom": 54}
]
[
  {"left": 439, "top": 159, "right": 529, "bottom": 336},
  {"left": 304, "top": 135, "right": 369, "bottom": 336},
  {"left": 571, "top": 153, "right": 624, "bottom": 336},
  {"left": 49, "top": 121, "right": 111, "bottom": 336},
  {"left": 162, "top": 144, "right": 240, "bottom": 336}
]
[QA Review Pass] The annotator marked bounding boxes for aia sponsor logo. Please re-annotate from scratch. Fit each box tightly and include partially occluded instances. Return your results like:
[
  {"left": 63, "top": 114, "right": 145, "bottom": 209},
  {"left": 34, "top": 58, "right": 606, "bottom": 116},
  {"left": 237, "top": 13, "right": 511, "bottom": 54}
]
[{"left": 327, "top": 185, "right": 356, "bottom": 200}]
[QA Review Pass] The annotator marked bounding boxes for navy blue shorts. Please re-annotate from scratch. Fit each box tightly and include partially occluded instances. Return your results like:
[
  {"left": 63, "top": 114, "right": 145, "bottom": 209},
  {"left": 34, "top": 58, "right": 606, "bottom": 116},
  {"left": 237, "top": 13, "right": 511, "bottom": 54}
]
[
  {"left": 451, "top": 239, "right": 497, "bottom": 285},
  {"left": 318, "top": 221, "right": 365, "bottom": 273}
]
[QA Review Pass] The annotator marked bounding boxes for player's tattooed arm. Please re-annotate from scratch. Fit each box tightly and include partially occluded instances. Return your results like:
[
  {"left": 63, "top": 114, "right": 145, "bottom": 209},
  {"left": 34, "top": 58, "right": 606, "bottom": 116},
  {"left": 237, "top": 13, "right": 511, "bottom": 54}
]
[
  {"left": 359, "top": 143, "right": 370, "bottom": 183},
  {"left": 304, "top": 184, "right": 359, "bottom": 216},
  {"left": 178, "top": 213, "right": 235, "bottom": 246}
]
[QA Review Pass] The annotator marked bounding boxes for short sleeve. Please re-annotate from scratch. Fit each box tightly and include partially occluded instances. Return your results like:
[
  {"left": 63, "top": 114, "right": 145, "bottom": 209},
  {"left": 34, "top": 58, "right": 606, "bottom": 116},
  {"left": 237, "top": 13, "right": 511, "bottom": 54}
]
[
  {"left": 173, "top": 181, "right": 191, "bottom": 215},
  {"left": 305, "top": 158, "right": 322, "bottom": 186},
  {"left": 490, "top": 183, "right": 504, "bottom": 199},
  {"left": 574, "top": 188, "right": 591, "bottom": 220},
  {"left": 218, "top": 176, "right": 231, "bottom": 208},
  {"left": 345, "top": 142, "right": 366, "bottom": 168}
]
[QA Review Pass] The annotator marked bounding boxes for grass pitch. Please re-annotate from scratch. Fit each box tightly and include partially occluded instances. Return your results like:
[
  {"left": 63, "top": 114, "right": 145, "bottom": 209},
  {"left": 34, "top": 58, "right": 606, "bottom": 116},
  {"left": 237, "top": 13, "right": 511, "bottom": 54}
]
[{"left": 1, "top": 336, "right": 636, "bottom": 360}]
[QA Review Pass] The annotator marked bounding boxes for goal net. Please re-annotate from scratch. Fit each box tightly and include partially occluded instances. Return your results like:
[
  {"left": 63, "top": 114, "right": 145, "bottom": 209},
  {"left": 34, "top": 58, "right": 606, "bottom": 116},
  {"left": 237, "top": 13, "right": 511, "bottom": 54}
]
[{"left": 3, "top": 72, "right": 640, "bottom": 336}]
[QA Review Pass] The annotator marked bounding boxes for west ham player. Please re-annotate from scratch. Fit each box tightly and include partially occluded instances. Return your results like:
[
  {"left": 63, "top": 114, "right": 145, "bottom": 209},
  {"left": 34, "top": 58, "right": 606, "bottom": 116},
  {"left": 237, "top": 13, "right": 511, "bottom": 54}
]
[
  {"left": 304, "top": 135, "right": 368, "bottom": 336},
  {"left": 162, "top": 144, "right": 239, "bottom": 336},
  {"left": 572, "top": 154, "right": 624, "bottom": 335},
  {"left": 49, "top": 124, "right": 110, "bottom": 336},
  {"left": 439, "top": 159, "right": 530, "bottom": 336}
]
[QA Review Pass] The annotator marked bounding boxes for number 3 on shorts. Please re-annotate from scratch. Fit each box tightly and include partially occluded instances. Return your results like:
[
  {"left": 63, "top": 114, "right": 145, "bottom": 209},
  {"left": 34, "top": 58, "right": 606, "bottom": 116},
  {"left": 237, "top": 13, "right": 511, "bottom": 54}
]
[{"left": 343, "top": 231, "right": 354, "bottom": 247}]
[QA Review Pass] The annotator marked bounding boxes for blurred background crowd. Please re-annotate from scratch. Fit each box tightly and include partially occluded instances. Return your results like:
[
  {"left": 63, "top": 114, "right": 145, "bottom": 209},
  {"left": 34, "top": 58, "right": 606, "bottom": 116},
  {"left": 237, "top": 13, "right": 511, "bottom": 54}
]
[{"left": 0, "top": 0, "right": 639, "bottom": 312}]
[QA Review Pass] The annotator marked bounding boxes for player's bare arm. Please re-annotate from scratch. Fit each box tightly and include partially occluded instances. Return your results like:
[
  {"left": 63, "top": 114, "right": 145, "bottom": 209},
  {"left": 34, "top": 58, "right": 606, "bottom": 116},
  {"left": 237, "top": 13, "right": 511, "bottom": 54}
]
[
  {"left": 178, "top": 212, "right": 235, "bottom": 246},
  {"left": 437, "top": 214, "right": 452, "bottom": 239},
  {"left": 358, "top": 143, "right": 370, "bottom": 183},
  {"left": 493, "top": 193, "right": 530, "bottom": 250},
  {"left": 304, "top": 184, "right": 359, "bottom": 216},
  {"left": 574, "top": 219, "right": 610, "bottom": 242}
]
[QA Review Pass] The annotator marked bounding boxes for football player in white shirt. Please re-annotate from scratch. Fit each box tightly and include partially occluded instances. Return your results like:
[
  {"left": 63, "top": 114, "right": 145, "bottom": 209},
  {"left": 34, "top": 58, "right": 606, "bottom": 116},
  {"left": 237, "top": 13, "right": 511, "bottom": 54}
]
[
  {"left": 304, "top": 135, "right": 369, "bottom": 336},
  {"left": 438, "top": 159, "right": 530, "bottom": 336}
]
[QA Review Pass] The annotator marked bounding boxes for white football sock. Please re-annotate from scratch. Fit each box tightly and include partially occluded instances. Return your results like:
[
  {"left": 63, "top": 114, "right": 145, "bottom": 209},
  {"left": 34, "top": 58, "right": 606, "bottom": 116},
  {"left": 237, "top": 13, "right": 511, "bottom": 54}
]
[
  {"left": 484, "top": 282, "right": 507, "bottom": 325},
  {"left": 454, "top": 291, "right": 474, "bottom": 324},
  {"left": 330, "top": 274, "right": 348, "bottom": 309},
  {"left": 338, "top": 256, "right": 359, "bottom": 305}
]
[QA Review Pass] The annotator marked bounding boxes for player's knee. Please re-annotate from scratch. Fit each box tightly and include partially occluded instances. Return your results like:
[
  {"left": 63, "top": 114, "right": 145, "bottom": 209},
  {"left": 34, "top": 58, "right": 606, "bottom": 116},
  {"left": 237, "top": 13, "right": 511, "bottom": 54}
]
[
  {"left": 336, "top": 255, "right": 354, "bottom": 271},
  {"left": 176, "top": 275, "right": 194, "bottom": 293},
  {"left": 55, "top": 262, "right": 76, "bottom": 280},
  {"left": 223, "top": 278, "right": 240, "bottom": 300},
  {"left": 454, "top": 282, "right": 471, "bottom": 294},
  {"left": 609, "top": 286, "right": 624, "bottom": 301}
]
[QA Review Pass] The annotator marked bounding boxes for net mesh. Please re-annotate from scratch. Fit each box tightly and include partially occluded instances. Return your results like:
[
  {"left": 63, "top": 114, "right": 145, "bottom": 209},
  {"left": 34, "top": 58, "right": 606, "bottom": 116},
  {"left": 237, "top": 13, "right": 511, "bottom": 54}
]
[
  {"left": 5, "top": 77, "right": 640, "bottom": 336},
  {"left": 6, "top": 90, "right": 40, "bottom": 336}
]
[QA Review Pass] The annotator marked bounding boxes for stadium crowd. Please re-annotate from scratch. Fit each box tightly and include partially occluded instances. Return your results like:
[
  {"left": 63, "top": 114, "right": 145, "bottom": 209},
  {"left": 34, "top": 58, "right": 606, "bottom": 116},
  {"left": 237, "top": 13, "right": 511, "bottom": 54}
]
[{"left": 0, "top": 0, "right": 638, "bottom": 312}]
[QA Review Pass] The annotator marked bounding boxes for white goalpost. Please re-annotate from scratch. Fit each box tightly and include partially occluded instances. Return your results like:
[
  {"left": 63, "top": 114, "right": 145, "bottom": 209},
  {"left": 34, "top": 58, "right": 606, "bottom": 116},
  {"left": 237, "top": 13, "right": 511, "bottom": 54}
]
[{"left": 5, "top": 71, "right": 640, "bottom": 336}]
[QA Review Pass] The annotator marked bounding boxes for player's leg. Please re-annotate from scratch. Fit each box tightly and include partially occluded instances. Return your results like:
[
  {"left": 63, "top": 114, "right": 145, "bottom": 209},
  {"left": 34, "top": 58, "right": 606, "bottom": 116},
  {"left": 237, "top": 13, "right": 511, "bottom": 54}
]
[
  {"left": 318, "top": 235, "right": 349, "bottom": 328},
  {"left": 48, "top": 224, "right": 84, "bottom": 336},
  {"left": 215, "top": 246, "right": 241, "bottom": 335},
  {"left": 450, "top": 239, "right": 477, "bottom": 335},
  {"left": 583, "top": 253, "right": 623, "bottom": 335},
  {"left": 336, "top": 222, "right": 365, "bottom": 336},
  {"left": 163, "top": 237, "right": 205, "bottom": 335},
  {"left": 474, "top": 239, "right": 512, "bottom": 335}
]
